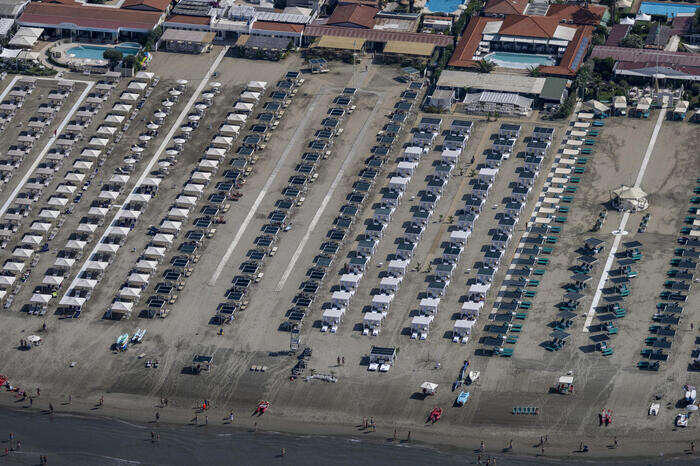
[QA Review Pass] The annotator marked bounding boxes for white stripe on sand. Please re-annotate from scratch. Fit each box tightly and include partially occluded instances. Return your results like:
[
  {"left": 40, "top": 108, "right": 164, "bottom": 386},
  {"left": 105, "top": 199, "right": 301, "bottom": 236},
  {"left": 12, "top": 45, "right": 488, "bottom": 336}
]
[
  {"left": 582, "top": 109, "right": 666, "bottom": 332},
  {"left": 208, "top": 93, "right": 322, "bottom": 285},
  {"left": 66, "top": 47, "right": 228, "bottom": 294},
  {"left": 0, "top": 78, "right": 94, "bottom": 218},
  {"left": 275, "top": 93, "right": 385, "bottom": 291}
]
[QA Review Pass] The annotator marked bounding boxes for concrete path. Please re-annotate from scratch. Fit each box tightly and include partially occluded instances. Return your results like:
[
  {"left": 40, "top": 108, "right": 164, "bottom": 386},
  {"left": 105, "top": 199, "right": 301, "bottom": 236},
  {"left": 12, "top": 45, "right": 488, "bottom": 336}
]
[{"left": 582, "top": 109, "right": 667, "bottom": 332}]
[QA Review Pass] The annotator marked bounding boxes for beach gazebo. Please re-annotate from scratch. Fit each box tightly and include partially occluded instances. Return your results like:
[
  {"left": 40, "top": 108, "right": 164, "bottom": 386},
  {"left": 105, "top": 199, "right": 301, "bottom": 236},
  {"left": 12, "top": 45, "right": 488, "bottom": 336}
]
[{"left": 612, "top": 186, "right": 648, "bottom": 212}]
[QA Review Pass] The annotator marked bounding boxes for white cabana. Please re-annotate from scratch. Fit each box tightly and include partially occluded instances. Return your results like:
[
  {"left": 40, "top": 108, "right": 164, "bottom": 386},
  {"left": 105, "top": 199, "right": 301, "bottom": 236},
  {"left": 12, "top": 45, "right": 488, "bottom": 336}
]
[
  {"left": 411, "top": 315, "right": 433, "bottom": 339},
  {"left": 419, "top": 297, "right": 440, "bottom": 315},
  {"left": 321, "top": 308, "right": 344, "bottom": 332},
  {"left": 247, "top": 81, "right": 267, "bottom": 92},
  {"left": 363, "top": 311, "right": 383, "bottom": 335},
  {"left": 42, "top": 275, "right": 64, "bottom": 286},
  {"left": 453, "top": 319, "right": 475, "bottom": 343},
  {"left": 59, "top": 296, "right": 86, "bottom": 307},
  {"left": 461, "top": 300, "right": 483, "bottom": 319}
]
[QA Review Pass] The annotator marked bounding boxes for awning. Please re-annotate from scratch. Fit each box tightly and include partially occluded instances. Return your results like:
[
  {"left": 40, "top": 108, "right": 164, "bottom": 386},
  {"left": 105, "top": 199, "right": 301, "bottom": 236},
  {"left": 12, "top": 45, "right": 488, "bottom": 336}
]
[
  {"left": 384, "top": 41, "right": 435, "bottom": 57},
  {"left": 312, "top": 35, "right": 365, "bottom": 51}
]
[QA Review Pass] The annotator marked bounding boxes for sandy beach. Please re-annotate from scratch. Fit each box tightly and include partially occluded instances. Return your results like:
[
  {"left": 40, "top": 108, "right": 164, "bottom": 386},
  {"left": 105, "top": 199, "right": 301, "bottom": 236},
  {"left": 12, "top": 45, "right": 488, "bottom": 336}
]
[{"left": 0, "top": 49, "right": 698, "bottom": 464}]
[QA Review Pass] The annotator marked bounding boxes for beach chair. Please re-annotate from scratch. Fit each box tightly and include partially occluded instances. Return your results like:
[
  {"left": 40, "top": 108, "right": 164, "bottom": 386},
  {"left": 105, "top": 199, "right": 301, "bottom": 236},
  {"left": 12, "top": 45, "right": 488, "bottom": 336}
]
[
  {"left": 511, "top": 323, "right": 523, "bottom": 332},
  {"left": 500, "top": 348, "right": 514, "bottom": 357},
  {"left": 541, "top": 247, "right": 553, "bottom": 254},
  {"left": 515, "top": 312, "right": 528, "bottom": 320},
  {"left": 695, "top": 187, "right": 700, "bottom": 194},
  {"left": 536, "top": 258, "right": 549, "bottom": 265},
  {"left": 533, "top": 269, "right": 546, "bottom": 276},
  {"left": 518, "top": 302, "right": 531, "bottom": 309},
  {"left": 546, "top": 236, "right": 558, "bottom": 244},
  {"left": 565, "top": 186, "right": 577, "bottom": 193},
  {"left": 561, "top": 195, "right": 574, "bottom": 203},
  {"left": 557, "top": 206, "right": 570, "bottom": 213},
  {"left": 637, "top": 361, "right": 650, "bottom": 369},
  {"left": 574, "top": 167, "right": 585, "bottom": 174},
  {"left": 569, "top": 177, "right": 581, "bottom": 183},
  {"left": 523, "top": 290, "right": 536, "bottom": 298},
  {"left": 506, "top": 335, "right": 518, "bottom": 344},
  {"left": 527, "top": 279, "right": 539, "bottom": 287},
  {"left": 607, "top": 326, "right": 618, "bottom": 335},
  {"left": 576, "top": 157, "right": 588, "bottom": 165},
  {"left": 601, "top": 348, "right": 614, "bottom": 356},
  {"left": 550, "top": 226, "right": 562, "bottom": 233}
]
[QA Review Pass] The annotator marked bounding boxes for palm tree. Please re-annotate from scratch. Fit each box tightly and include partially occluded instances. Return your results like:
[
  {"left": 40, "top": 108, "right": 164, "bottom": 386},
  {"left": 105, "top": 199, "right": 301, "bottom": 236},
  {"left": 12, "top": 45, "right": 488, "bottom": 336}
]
[
  {"left": 527, "top": 65, "right": 542, "bottom": 77},
  {"left": 477, "top": 59, "right": 495, "bottom": 73}
]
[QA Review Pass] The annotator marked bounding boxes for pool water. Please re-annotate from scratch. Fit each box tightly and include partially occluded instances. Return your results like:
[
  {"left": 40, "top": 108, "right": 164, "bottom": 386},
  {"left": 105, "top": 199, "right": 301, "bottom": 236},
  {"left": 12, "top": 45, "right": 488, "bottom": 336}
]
[
  {"left": 638, "top": 1, "right": 699, "bottom": 18},
  {"left": 484, "top": 52, "right": 556, "bottom": 69},
  {"left": 426, "top": 0, "right": 464, "bottom": 13},
  {"left": 67, "top": 44, "right": 141, "bottom": 60}
]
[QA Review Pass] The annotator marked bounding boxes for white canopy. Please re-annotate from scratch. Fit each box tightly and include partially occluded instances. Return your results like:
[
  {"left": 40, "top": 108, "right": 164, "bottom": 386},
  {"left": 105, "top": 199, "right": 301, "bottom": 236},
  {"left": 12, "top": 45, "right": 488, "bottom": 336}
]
[{"left": 30, "top": 293, "right": 52, "bottom": 304}]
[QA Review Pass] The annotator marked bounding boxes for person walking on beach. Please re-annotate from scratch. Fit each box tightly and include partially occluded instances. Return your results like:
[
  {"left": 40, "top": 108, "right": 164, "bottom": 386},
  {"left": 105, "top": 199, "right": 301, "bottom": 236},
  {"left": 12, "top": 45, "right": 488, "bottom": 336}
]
[
  {"left": 480, "top": 440, "right": 485, "bottom": 452},
  {"left": 363, "top": 417, "right": 367, "bottom": 429},
  {"left": 508, "top": 439, "right": 513, "bottom": 451},
  {"left": 155, "top": 412, "right": 160, "bottom": 423},
  {"left": 68, "top": 395, "right": 71, "bottom": 404},
  {"left": 407, "top": 431, "right": 411, "bottom": 442},
  {"left": 691, "top": 441, "right": 696, "bottom": 454},
  {"left": 193, "top": 415, "right": 198, "bottom": 425},
  {"left": 49, "top": 403, "right": 53, "bottom": 414},
  {"left": 341, "top": 356, "right": 345, "bottom": 365},
  {"left": 99, "top": 395, "right": 104, "bottom": 406},
  {"left": 36, "top": 387, "right": 40, "bottom": 397},
  {"left": 614, "top": 436, "right": 618, "bottom": 449},
  {"left": 205, "top": 415, "right": 208, "bottom": 425},
  {"left": 337, "top": 356, "right": 340, "bottom": 365},
  {"left": 540, "top": 444, "right": 545, "bottom": 456},
  {"left": 229, "top": 411, "right": 234, "bottom": 423}
]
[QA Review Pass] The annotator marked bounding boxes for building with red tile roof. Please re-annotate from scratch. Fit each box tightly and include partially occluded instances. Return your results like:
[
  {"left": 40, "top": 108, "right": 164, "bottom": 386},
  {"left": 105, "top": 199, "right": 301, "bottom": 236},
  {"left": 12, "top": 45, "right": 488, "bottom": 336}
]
[
  {"left": 590, "top": 45, "right": 700, "bottom": 81},
  {"left": 449, "top": 4, "right": 605, "bottom": 76},
  {"left": 483, "top": 0, "right": 527, "bottom": 17},
  {"left": 121, "top": 0, "right": 172, "bottom": 13},
  {"left": 327, "top": 4, "right": 378, "bottom": 29},
  {"left": 546, "top": 4, "right": 608, "bottom": 26},
  {"left": 18, "top": 1, "right": 161, "bottom": 38}
]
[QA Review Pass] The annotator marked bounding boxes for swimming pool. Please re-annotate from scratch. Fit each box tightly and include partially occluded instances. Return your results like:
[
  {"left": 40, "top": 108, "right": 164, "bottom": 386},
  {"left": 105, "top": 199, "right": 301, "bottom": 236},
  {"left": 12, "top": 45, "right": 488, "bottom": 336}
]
[
  {"left": 638, "top": 1, "right": 699, "bottom": 18},
  {"left": 484, "top": 52, "right": 556, "bottom": 69},
  {"left": 426, "top": 0, "right": 464, "bottom": 13},
  {"left": 66, "top": 43, "right": 141, "bottom": 60}
]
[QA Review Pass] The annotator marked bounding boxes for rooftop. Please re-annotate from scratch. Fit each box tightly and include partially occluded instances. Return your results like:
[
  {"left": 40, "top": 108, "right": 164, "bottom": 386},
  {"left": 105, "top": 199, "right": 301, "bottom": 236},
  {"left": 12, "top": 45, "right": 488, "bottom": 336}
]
[
  {"left": 437, "top": 70, "right": 546, "bottom": 95},
  {"left": 327, "top": 4, "right": 378, "bottom": 29},
  {"left": 483, "top": 0, "right": 528, "bottom": 16},
  {"left": 121, "top": 0, "right": 171, "bottom": 12},
  {"left": 19, "top": 2, "right": 161, "bottom": 31},
  {"left": 304, "top": 24, "right": 453, "bottom": 46}
]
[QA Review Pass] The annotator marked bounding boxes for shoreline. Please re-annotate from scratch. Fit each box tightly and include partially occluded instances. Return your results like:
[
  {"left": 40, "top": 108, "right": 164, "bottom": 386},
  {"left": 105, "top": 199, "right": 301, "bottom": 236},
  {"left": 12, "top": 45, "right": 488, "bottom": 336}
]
[{"left": 1, "top": 389, "right": 697, "bottom": 463}]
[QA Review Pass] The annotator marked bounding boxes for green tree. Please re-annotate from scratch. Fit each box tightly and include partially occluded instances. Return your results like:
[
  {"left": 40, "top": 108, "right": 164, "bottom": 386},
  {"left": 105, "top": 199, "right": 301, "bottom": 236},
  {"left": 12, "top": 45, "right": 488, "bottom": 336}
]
[
  {"left": 477, "top": 58, "right": 495, "bottom": 73},
  {"left": 103, "top": 49, "right": 123, "bottom": 69},
  {"left": 123, "top": 54, "right": 137, "bottom": 69},
  {"left": 621, "top": 34, "right": 643, "bottom": 48},
  {"left": 593, "top": 57, "right": 615, "bottom": 81}
]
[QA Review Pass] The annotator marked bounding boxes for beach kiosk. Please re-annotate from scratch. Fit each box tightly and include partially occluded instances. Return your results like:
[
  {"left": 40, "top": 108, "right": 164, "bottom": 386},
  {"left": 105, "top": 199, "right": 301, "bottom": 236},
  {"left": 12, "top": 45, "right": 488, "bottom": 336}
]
[
  {"left": 421, "top": 382, "right": 438, "bottom": 396},
  {"left": 368, "top": 346, "right": 396, "bottom": 372},
  {"left": 556, "top": 375, "right": 575, "bottom": 394},
  {"left": 191, "top": 354, "right": 213, "bottom": 374}
]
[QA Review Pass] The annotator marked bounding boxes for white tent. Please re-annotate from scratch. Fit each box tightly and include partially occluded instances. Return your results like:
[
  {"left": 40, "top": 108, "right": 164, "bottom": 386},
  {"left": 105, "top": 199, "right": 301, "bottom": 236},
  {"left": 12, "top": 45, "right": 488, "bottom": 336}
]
[
  {"left": 247, "top": 81, "right": 267, "bottom": 91},
  {"left": 59, "top": 296, "right": 85, "bottom": 307},
  {"left": 42, "top": 275, "right": 64, "bottom": 286},
  {"left": 612, "top": 186, "right": 648, "bottom": 212},
  {"left": 74, "top": 278, "right": 97, "bottom": 289},
  {"left": 30, "top": 293, "right": 52, "bottom": 304},
  {"left": 54, "top": 258, "right": 75, "bottom": 269}
]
